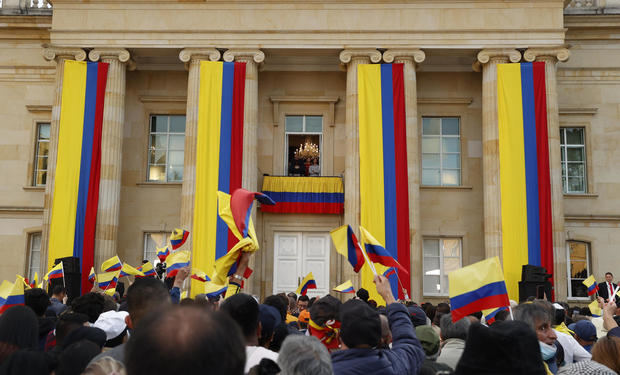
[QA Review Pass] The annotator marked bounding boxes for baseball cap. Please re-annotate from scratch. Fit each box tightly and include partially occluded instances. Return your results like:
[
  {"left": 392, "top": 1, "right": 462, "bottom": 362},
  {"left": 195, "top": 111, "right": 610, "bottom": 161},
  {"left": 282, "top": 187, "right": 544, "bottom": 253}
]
[{"left": 573, "top": 320, "right": 597, "bottom": 342}]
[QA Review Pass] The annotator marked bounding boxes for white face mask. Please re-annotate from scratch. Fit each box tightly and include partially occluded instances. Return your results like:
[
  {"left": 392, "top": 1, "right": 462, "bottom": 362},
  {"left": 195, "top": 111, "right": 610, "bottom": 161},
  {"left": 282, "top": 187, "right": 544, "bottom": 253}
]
[{"left": 539, "top": 341, "right": 557, "bottom": 361}]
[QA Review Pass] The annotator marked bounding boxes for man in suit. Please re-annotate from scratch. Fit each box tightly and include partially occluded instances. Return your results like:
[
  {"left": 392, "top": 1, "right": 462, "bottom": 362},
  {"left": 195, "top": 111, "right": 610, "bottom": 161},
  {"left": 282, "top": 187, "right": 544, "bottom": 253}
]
[{"left": 598, "top": 272, "right": 619, "bottom": 303}]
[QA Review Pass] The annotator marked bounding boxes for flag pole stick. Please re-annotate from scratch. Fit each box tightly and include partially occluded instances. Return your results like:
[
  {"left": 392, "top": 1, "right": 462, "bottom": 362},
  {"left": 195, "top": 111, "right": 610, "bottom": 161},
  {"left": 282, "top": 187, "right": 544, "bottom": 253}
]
[
  {"left": 393, "top": 271, "right": 410, "bottom": 300},
  {"left": 61, "top": 262, "right": 66, "bottom": 288},
  {"left": 358, "top": 241, "right": 377, "bottom": 275},
  {"left": 508, "top": 305, "right": 515, "bottom": 320}
]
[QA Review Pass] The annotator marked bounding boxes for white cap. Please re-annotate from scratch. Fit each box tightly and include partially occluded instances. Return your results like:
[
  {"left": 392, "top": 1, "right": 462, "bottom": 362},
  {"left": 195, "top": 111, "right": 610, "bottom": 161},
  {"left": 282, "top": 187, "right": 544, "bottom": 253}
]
[{"left": 93, "top": 310, "right": 129, "bottom": 340}]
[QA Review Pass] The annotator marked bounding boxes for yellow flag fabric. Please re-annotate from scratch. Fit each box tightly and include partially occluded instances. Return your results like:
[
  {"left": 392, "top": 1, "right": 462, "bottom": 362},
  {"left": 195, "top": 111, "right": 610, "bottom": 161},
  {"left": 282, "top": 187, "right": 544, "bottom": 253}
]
[
  {"left": 101, "top": 256, "right": 122, "bottom": 273},
  {"left": 588, "top": 300, "right": 602, "bottom": 317},
  {"left": 0, "top": 280, "right": 13, "bottom": 299},
  {"left": 296, "top": 272, "right": 317, "bottom": 295},
  {"left": 119, "top": 263, "right": 145, "bottom": 277},
  {"left": 333, "top": 280, "right": 355, "bottom": 293}
]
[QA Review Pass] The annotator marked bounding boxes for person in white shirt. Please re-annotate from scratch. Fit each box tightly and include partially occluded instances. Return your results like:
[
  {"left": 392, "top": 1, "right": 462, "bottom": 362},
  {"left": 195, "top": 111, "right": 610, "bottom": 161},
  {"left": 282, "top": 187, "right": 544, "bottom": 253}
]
[{"left": 598, "top": 272, "right": 619, "bottom": 303}]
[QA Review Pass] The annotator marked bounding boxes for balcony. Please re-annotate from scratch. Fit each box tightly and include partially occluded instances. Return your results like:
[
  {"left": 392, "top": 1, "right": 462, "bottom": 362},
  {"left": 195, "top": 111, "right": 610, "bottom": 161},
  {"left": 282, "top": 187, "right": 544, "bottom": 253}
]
[{"left": 0, "top": 0, "right": 51, "bottom": 14}]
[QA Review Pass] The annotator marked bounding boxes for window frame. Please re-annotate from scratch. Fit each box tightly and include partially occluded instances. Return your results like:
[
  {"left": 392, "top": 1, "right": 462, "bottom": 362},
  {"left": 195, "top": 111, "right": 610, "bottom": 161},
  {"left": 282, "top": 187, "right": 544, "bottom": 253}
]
[
  {"left": 26, "top": 231, "right": 42, "bottom": 282},
  {"left": 566, "top": 240, "right": 592, "bottom": 301},
  {"left": 421, "top": 116, "right": 462, "bottom": 187},
  {"left": 560, "top": 127, "right": 587, "bottom": 194},
  {"left": 32, "top": 122, "right": 51, "bottom": 187},
  {"left": 284, "top": 115, "right": 323, "bottom": 176},
  {"left": 143, "top": 231, "right": 172, "bottom": 263},
  {"left": 422, "top": 237, "right": 463, "bottom": 297},
  {"left": 146, "top": 114, "right": 186, "bottom": 183}
]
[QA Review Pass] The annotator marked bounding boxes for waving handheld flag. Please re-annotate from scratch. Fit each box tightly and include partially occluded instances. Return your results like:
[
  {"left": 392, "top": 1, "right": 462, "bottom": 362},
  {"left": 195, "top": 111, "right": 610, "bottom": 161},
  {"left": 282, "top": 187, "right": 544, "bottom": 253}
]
[
  {"left": 101, "top": 256, "right": 122, "bottom": 272},
  {"left": 45, "top": 262, "right": 65, "bottom": 281},
  {"left": 296, "top": 272, "right": 317, "bottom": 296},
  {"left": 97, "top": 271, "right": 119, "bottom": 291},
  {"left": 448, "top": 257, "right": 510, "bottom": 322},
  {"left": 190, "top": 268, "right": 210, "bottom": 283},
  {"left": 383, "top": 267, "right": 396, "bottom": 278},
  {"left": 88, "top": 267, "right": 96, "bottom": 283},
  {"left": 170, "top": 229, "right": 189, "bottom": 250},
  {"left": 359, "top": 226, "right": 408, "bottom": 276},
  {"left": 157, "top": 246, "right": 171, "bottom": 262},
  {"left": 588, "top": 300, "right": 602, "bottom": 317},
  {"left": 483, "top": 306, "right": 508, "bottom": 325},
  {"left": 0, "top": 277, "right": 25, "bottom": 314},
  {"left": 205, "top": 282, "right": 228, "bottom": 299},
  {"left": 330, "top": 225, "right": 365, "bottom": 273},
  {"left": 0, "top": 280, "right": 13, "bottom": 303},
  {"left": 333, "top": 280, "right": 355, "bottom": 294},
  {"left": 119, "top": 263, "right": 145, "bottom": 278},
  {"left": 582, "top": 275, "right": 598, "bottom": 296},
  {"left": 166, "top": 251, "right": 191, "bottom": 278},
  {"left": 136, "top": 262, "right": 156, "bottom": 278}
]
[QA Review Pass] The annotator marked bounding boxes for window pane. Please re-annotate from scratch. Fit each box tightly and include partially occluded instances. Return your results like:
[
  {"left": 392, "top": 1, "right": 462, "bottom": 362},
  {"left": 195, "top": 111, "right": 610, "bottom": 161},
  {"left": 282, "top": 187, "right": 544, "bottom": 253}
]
[
  {"left": 422, "top": 118, "right": 441, "bottom": 135},
  {"left": 285, "top": 116, "right": 303, "bottom": 132},
  {"left": 442, "top": 154, "right": 460, "bottom": 169},
  {"left": 36, "top": 171, "right": 47, "bottom": 186},
  {"left": 422, "top": 169, "right": 440, "bottom": 186},
  {"left": 169, "top": 116, "right": 186, "bottom": 133},
  {"left": 424, "top": 275, "right": 441, "bottom": 294},
  {"left": 305, "top": 116, "right": 323, "bottom": 133},
  {"left": 148, "top": 165, "right": 166, "bottom": 181},
  {"left": 169, "top": 135, "right": 184, "bottom": 151},
  {"left": 37, "top": 156, "right": 48, "bottom": 170},
  {"left": 567, "top": 148, "right": 584, "bottom": 162},
  {"left": 38, "top": 141, "right": 49, "bottom": 156},
  {"left": 167, "top": 165, "right": 183, "bottom": 182},
  {"left": 441, "top": 118, "right": 459, "bottom": 135},
  {"left": 569, "top": 242, "right": 587, "bottom": 261},
  {"left": 444, "top": 257, "right": 460, "bottom": 274},
  {"left": 570, "top": 280, "right": 588, "bottom": 298},
  {"left": 150, "top": 150, "right": 166, "bottom": 164},
  {"left": 28, "top": 233, "right": 42, "bottom": 280},
  {"left": 442, "top": 138, "right": 460, "bottom": 153},
  {"left": 443, "top": 239, "right": 461, "bottom": 257},
  {"left": 560, "top": 129, "right": 566, "bottom": 144},
  {"left": 422, "top": 154, "right": 440, "bottom": 168},
  {"left": 568, "top": 177, "right": 584, "bottom": 193},
  {"left": 151, "top": 116, "right": 168, "bottom": 133},
  {"left": 423, "top": 239, "right": 440, "bottom": 256},
  {"left": 422, "top": 137, "right": 440, "bottom": 153},
  {"left": 168, "top": 151, "right": 184, "bottom": 165},
  {"left": 38, "top": 123, "right": 50, "bottom": 139},
  {"left": 566, "top": 128, "right": 584, "bottom": 145},
  {"left": 567, "top": 163, "right": 584, "bottom": 178},
  {"left": 423, "top": 257, "right": 440, "bottom": 276},
  {"left": 151, "top": 135, "right": 167, "bottom": 149},
  {"left": 441, "top": 169, "right": 460, "bottom": 186}
]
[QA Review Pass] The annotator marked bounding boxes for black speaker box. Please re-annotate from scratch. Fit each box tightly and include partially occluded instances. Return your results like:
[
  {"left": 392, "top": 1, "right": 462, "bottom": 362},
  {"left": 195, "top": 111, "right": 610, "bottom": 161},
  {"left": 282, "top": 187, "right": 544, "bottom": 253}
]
[
  {"left": 519, "top": 281, "right": 552, "bottom": 302},
  {"left": 522, "top": 264, "right": 551, "bottom": 283},
  {"left": 50, "top": 257, "right": 81, "bottom": 303},
  {"left": 54, "top": 256, "right": 80, "bottom": 274}
]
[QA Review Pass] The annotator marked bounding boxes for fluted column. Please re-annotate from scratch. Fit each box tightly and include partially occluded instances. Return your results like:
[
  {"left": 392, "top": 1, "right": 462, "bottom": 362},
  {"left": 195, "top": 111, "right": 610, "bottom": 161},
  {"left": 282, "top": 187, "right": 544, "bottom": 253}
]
[
  {"left": 474, "top": 49, "right": 521, "bottom": 261},
  {"left": 40, "top": 47, "right": 87, "bottom": 269},
  {"left": 524, "top": 47, "right": 570, "bottom": 297},
  {"left": 178, "top": 49, "right": 222, "bottom": 232},
  {"left": 338, "top": 49, "right": 382, "bottom": 288},
  {"left": 383, "top": 49, "right": 425, "bottom": 302},
  {"left": 88, "top": 48, "right": 132, "bottom": 269}
]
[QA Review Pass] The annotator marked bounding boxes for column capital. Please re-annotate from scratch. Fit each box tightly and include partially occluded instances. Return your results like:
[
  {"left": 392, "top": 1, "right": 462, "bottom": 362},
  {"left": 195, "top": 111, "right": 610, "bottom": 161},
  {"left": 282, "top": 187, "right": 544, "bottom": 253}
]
[
  {"left": 339, "top": 49, "right": 382, "bottom": 64},
  {"left": 222, "top": 49, "right": 265, "bottom": 64},
  {"left": 43, "top": 47, "right": 87, "bottom": 63},
  {"left": 88, "top": 48, "right": 131, "bottom": 63},
  {"left": 382, "top": 49, "right": 426, "bottom": 64},
  {"left": 473, "top": 49, "right": 521, "bottom": 72},
  {"left": 523, "top": 47, "right": 570, "bottom": 63},
  {"left": 178, "top": 48, "right": 221, "bottom": 63}
]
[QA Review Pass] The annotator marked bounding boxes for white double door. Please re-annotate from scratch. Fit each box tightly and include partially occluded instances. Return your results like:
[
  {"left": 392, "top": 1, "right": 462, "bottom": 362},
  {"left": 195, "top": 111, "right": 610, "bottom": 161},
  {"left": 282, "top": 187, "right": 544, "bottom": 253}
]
[{"left": 273, "top": 231, "right": 330, "bottom": 297}]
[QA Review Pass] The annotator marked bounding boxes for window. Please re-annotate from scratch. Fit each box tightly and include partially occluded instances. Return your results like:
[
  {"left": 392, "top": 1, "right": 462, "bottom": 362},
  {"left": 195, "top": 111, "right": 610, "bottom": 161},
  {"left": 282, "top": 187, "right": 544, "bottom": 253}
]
[
  {"left": 567, "top": 241, "right": 591, "bottom": 299},
  {"left": 143, "top": 232, "right": 171, "bottom": 263},
  {"left": 33, "top": 123, "right": 50, "bottom": 186},
  {"left": 422, "top": 117, "right": 461, "bottom": 186},
  {"left": 285, "top": 115, "right": 322, "bottom": 176},
  {"left": 561, "top": 128, "right": 586, "bottom": 194},
  {"left": 147, "top": 115, "right": 185, "bottom": 182},
  {"left": 423, "top": 238, "right": 462, "bottom": 295},
  {"left": 27, "top": 232, "right": 42, "bottom": 281}
]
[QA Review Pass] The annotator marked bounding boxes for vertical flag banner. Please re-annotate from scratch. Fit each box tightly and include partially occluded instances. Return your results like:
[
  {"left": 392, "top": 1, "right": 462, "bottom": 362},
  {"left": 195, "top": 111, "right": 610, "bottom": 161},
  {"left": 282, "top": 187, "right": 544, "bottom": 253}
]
[
  {"left": 47, "top": 60, "right": 109, "bottom": 294},
  {"left": 358, "top": 64, "right": 411, "bottom": 302},
  {"left": 497, "top": 62, "right": 553, "bottom": 299},
  {"left": 192, "top": 61, "right": 246, "bottom": 296}
]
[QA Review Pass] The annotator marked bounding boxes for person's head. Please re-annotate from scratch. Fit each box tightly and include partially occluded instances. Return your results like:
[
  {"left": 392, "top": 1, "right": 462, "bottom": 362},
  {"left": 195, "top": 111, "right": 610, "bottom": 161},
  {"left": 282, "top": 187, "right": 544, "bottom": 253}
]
[
  {"left": 101, "top": 294, "right": 118, "bottom": 313},
  {"left": 356, "top": 288, "right": 369, "bottom": 303},
  {"left": 297, "top": 295, "right": 310, "bottom": 312},
  {"left": 514, "top": 303, "right": 557, "bottom": 345},
  {"left": 0, "top": 349, "right": 53, "bottom": 375},
  {"left": 71, "top": 292, "right": 105, "bottom": 324},
  {"left": 572, "top": 320, "right": 597, "bottom": 349},
  {"left": 82, "top": 357, "right": 127, "bottom": 375},
  {"left": 263, "top": 294, "right": 288, "bottom": 321},
  {"left": 126, "top": 306, "right": 245, "bottom": 375},
  {"left": 339, "top": 300, "right": 380, "bottom": 349},
  {"left": 52, "top": 285, "right": 67, "bottom": 299},
  {"left": 258, "top": 304, "right": 282, "bottom": 348},
  {"left": 287, "top": 292, "right": 297, "bottom": 301},
  {"left": 440, "top": 313, "right": 471, "bottom": 341},
  {"left": 494, "top": 309, "right": 510, "bottom": 323},
  {"left": 407, "top": 305, "right": 427, "bottom": 327},
  {"left": 287, "top": 296, "right": 297, "bottom": 314},
  {"left": 379, "top": 314, "right": 392, "bottom": 349},
  {"left": 61, "top": 326, "right": 106, "bottom": 350},
  {"left": 553, "top": 305, "right": 565, "bottom": 326},
  {"left": 309, "top": 295, "right": 341, "bottom": 327},
  {"left": 416, "top": 325, "right": 440, "bottom": 357},
  {"left": 220, "top": 293, "right": 260, "bottom": 343},
  {"left": 423, "top": 304, "right": 437, "bottom": 323},
  {"left": 126, "top": 277, "right": 171, "bottom": 329},
  {"left": 0, "top": 305, "right": 38, "bottom": 363},
  {"left": 605, "top": 272, "right": 614, "bottom": 283},
  {"left": 436, "top": 302, "right": 451, "bottom": 315},
  {"left": 592, "top": 335, "right": 620, "bottom": 373},
  {"left": 278, "top": 335, "right": 333, "bottom": 375},
  {"left": 54, "top": 312, "right": 89, "bottom": 347},
  {"left": 56, "top": 340, "right": 102, "bottom": 375},
  {"left": 24, "top": 288, "right": 50, "bottom": 317}
]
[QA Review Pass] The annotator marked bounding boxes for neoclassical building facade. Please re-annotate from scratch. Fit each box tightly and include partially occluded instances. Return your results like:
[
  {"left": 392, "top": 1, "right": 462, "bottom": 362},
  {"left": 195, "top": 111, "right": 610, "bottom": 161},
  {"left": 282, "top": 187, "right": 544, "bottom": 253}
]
[{"left": 1, "top": 0, "right": 618, "bottom": 303}]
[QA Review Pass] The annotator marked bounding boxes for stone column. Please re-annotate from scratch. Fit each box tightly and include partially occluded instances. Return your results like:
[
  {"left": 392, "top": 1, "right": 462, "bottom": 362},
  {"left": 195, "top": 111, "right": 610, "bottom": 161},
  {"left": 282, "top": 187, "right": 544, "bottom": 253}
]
[
  {"left": 178, "top": 49, "right": 222, "bottom": 232},
  {"left": 524, "top": 47, "right": 570, "bottom": 297},
  {"left": 88, "top": 48, "right": 132, "bottom": 268},
  {"left": 383, "top": 49, "right": 425, "bottom": 302},
  {"left": 474, "top": 49, "right": 521, "bottom": 261},
  {"left": 338, "top": 49, "right": 382, "bottom": 287},
  {"left": 40, "top": 47, "right": 87, "bottom": 269}
]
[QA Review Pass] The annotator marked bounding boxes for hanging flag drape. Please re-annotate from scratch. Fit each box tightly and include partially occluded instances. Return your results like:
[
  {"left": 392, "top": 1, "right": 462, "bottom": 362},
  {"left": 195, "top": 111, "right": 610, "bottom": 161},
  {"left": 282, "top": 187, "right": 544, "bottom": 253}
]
[
  {"left": 47, "top": 60, "right": 109, "bottom": 295},
  {"left": 192, "top": 61, "right": 246, "bottom": 296},
  {"left": 261, "top": 176, "right": 344, "bottom": 214},
  {"left": 358, "top": 63, "right": 411, "bottom": 302},
  {"left": 497, "top": 62, "right": 553, "bottom": 300}
]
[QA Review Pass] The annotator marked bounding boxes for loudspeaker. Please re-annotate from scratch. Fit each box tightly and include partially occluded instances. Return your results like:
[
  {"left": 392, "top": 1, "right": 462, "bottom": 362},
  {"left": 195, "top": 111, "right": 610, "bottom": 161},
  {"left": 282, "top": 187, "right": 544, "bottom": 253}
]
[
  {"left": 519, "top": 281, "right": 552, "bottom": 302},
  {"left": 522, "top": 265, "right": 551, "bottom": 283},
  {"left": 55, "top": 256, "right": 80, "bottom": 274},
  {"left": 50, "top": 257, "right": 81, "bottom": 303}
]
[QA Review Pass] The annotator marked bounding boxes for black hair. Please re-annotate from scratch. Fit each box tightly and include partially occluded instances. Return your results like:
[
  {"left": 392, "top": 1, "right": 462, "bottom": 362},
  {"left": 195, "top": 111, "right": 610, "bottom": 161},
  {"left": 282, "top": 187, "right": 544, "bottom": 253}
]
[
  {"left": 126, "top": 306, "right": 245, "bottom": 375},
  {"left": 126, "top": 277, "right": 171, "bottom": 325},
  {"left": 606, "top": 272, "right": 613, "bottom": 277},
  {"left": 436, "top": 302, "right": 451, "bottom": 314},
  {"left": 309, "top": 295, "right": 341, "bottom": 326},
  {"left": 70, "top": 293, "right": 105, "bottom": 324},
  {"left": 423, "top": 304, "right": 437, "bottom": 323},
  {"left": 298, "top": 295, "right": 310, "bottom": 303},
  {"left": 356, "top": 288, "right": 369, "bottom": 302},
  {"left": 54, "top": 313, "right": 89, "bottom": 346},
  {"left": 308, "top": 297, "right": 317, "bottom": 308},
  {"left": 55, "top": 340, "right": 101, "bottom": 375},
  {"left": 220, "top": 293, "right": 259, "bottom": 339},
  {"left": 0, "top": 305, "right": 38, "bottom": 359},
  {"left": 554, "top": 307, "right": 566, "bottom": 326},
  {"left": 52, "top": 285, "right": 66, "bottom": 296},
  {"left": 263, "top": 295, "right": 288, "bottom": 321},
  {"left": 494, "top": 309, "right": 510, "bottom": 322},
  {"left": 469, "top": 311, "right": 483, "bottom": 320},
  {"left": 24, "top": 288, "right": 51, "bottom": 317},
  {"left": 0, "top": 349, "right": 54, "bottom": 375}
]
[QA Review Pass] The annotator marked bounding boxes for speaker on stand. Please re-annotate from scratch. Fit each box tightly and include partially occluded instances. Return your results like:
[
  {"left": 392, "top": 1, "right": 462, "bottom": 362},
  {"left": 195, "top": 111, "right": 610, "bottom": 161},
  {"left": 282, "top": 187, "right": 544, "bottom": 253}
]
[
  {"left": 48, "top": 256, "right": 81, "bottom": 303},
  {"left": 518, "top": 264, "right": 553, "bottom": 302}
]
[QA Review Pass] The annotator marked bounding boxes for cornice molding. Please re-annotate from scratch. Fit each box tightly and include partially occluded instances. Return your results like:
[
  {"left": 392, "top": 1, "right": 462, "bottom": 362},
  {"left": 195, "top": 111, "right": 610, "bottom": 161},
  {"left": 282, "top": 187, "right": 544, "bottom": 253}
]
[
  {"left": 26, "top": 104, "right": 52, "bottom": 112},
  {"left": 559, "top": 107, "right": 598, "bottom": 116},
  {"left": 139, "top": 95, "right": 187, "bottom": 104},
  {"left": 339, "top": 49, "right": 382, "bottom": 64},
  {"left": 382, "top": 49, "right": 426, "bottom": 64},
  {"left": 418, "top": 97, "right": 473, "bottom": 105},
  {"left": 269, "top": 96, "right": 339, "bottom": 104}
]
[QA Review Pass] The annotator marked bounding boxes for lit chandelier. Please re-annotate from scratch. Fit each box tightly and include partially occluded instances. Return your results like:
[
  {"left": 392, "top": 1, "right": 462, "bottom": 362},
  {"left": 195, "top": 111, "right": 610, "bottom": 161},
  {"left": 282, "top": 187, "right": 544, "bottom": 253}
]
[{"left": 294, "top": 138, "right": 319, "bottom": 160}]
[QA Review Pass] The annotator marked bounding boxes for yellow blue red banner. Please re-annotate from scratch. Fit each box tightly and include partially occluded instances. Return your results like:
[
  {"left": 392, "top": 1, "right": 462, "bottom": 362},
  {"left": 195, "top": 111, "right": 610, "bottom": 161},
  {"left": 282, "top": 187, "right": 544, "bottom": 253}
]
[{"left": 261, "top": 176, "right": 344, "bottom": 214}]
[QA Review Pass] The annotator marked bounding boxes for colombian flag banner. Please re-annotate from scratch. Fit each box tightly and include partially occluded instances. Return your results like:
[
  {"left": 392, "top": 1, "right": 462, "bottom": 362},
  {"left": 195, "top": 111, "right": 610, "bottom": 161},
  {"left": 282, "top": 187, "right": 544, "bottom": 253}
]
[
  {"left": 358, "top": 64, "right": 411, "bottom": 302},
  {"left": 192, "top": 61, "right": 246, "bottom": 296},
  {"left": 497, "top": 62, "right": 553, "bottom": 300},
  {"left": 47, "top": 60, "right": 108, "bottom": 295},
  {"left": 261, "top": 176, "right": 344, "bottom": 214}
]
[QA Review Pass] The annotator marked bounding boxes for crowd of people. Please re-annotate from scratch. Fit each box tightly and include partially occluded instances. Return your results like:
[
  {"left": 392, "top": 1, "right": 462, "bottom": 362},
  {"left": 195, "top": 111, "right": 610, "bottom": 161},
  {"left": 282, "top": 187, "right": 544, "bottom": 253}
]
[{"left": 1, "top": 268, "right": 620, "bottom": 375}]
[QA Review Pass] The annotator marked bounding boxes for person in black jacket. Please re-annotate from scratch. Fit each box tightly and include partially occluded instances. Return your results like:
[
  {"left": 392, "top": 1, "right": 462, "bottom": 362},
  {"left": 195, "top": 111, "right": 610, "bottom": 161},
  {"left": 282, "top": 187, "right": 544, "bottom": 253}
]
[
  {"left": 331, "top": 275, "right": 425, "bottom": 375},
  {"left": 598, "top": 272, "right": 620, "bottom": 303}
]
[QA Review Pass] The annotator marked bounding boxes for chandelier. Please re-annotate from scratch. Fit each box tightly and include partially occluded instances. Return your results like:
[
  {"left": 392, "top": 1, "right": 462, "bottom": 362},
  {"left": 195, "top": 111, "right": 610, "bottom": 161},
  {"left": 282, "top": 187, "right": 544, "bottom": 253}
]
[{"left": 294, "top": 138, "right": 320, "bottom": 160}]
